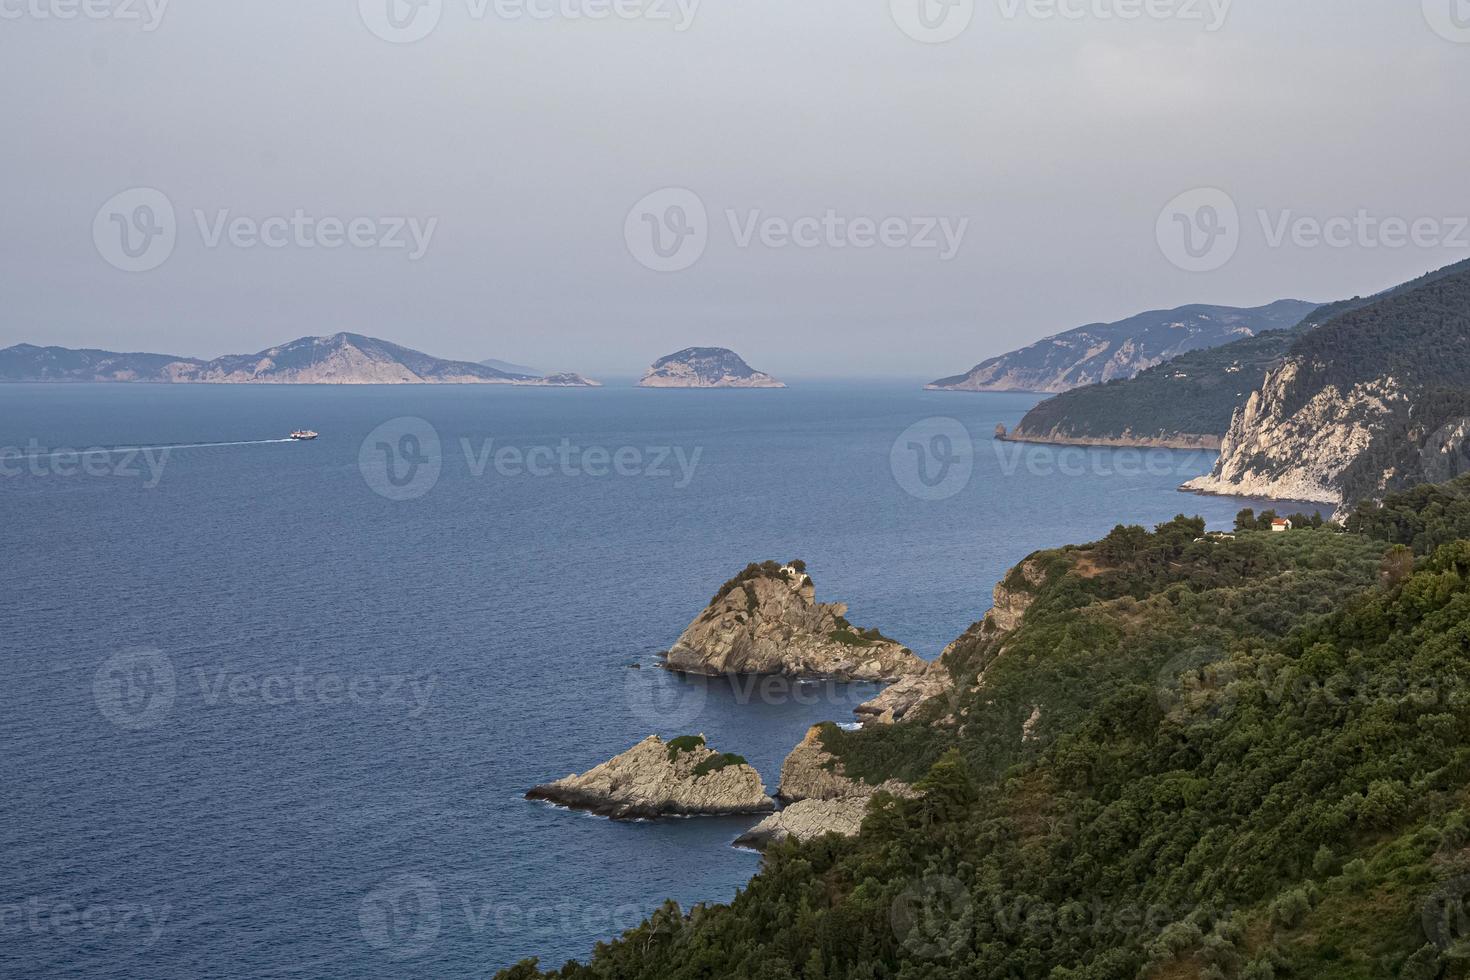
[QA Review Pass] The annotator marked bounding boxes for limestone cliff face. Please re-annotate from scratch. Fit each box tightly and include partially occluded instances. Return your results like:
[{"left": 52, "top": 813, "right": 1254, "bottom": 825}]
[
  {"left": 664, "top": 565, "right": 925, "bottom": 682},
  {"left": 526, "top": 735, "right": 774, "bottom": 820},
  {"left": 1182, "top": 358, "right": 1405, "bottom": 507},
  {"left": 854, "top": 559, "right": 1044, "bottom": 726}
]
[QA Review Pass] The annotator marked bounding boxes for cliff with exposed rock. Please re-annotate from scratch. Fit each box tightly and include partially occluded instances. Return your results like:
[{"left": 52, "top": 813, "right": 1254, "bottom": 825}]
[
  {"left": 854, "top": 557, "right": 1045, "bottom": 726},
  {"left": 664, "top": 562, "right": 925, "bottom": 682},
  {"left": 1182, "top": 262, "right": 1470, "bottom": 511}
]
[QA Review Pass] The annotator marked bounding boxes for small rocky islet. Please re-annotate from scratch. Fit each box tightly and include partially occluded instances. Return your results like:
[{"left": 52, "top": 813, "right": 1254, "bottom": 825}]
[
  {"left": 526, "top": 735, "right": 774, "bottom": 820},
  {"left": 527, "top": 561, "right": 935, "bottom": 845},
  {"left": 660, "top": 561, "right": 926, "bottom": 683}
]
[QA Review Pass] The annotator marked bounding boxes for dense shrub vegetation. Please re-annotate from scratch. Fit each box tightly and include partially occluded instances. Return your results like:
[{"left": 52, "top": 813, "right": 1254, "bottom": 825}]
[
  {"left": 500, "top": 482, "right": 1470, "bottom": 980},
  {"left": 710, "top": 560, "right": 807, "bottom": 606}
]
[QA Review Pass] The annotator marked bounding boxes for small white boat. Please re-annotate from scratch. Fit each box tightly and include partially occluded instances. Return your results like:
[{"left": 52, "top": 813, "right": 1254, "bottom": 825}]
[{"left": 290, "top": 430, "right": 319, "bottom": 441}]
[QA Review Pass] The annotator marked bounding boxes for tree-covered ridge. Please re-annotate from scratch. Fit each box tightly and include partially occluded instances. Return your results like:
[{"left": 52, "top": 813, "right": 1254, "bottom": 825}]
[
  {"left": 1282, "top": 265, "right": 1470, "bottom": 418},
  {"left": 1010, "top": 258, "right": 1470, "bottom": 446},
  {"left": 1010, "top": 329, "right": 1300, "bottom": 443},
  {"left": 498, "top": 486, "right": 1470, "bottom": 979}
]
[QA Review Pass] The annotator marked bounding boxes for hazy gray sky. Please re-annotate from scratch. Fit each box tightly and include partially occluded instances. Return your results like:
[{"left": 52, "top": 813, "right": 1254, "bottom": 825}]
[{"left": 3, "top": 1, "right": 1468, "bottom": 377}]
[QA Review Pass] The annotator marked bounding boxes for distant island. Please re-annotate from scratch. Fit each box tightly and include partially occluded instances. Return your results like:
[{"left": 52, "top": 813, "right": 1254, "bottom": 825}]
[
  {"left": 638, "top": 348, "right": 786, "bottom": 388},
  {"left": 0, "top": 333, "right": 601, "bottom": 386},
  {"left": 926, "top": 300, "right": 1316, "bottom": 395}
]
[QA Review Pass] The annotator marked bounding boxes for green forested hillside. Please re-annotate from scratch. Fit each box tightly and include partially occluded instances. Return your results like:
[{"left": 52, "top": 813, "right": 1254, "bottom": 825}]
[
  {"left": 1011, "top": 259, "right": 1470, "bottom": 446},
  {"left": 499, "top": 480, "right": 1470, "bottom": 980}
]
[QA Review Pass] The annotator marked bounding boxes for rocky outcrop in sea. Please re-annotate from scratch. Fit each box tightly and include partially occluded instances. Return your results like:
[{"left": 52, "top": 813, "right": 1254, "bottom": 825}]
[
  {"left": 663, "top": 562, "right": 926, "bottom": 682},
  {"left": 526, "top": 735, "right": 775, "bottom": 820}
]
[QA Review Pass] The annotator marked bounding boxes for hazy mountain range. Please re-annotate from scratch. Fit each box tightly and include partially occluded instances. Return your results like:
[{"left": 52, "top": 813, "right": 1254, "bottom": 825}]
[
  {"left": 927, "top": 300, "right": 1318, "bottom": 395},
  {"left": 0, "top": 333, "right": 600, "bottom": 386}
]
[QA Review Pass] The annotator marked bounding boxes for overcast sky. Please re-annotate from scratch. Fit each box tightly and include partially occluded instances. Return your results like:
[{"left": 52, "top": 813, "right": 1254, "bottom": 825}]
[{"left": 3, "top": 1, "right": 1468, "bottom": 378}]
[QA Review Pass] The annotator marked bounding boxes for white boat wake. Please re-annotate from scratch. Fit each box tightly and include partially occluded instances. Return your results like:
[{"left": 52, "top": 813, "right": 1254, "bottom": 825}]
[{"left": 7, "top": 438, "right": 297, "bottom": 461}]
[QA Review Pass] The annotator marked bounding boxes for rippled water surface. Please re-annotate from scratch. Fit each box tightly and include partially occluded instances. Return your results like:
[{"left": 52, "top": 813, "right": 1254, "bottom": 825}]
[{"left": 0, "top": 381, "right": 1316, "bottom": 978}]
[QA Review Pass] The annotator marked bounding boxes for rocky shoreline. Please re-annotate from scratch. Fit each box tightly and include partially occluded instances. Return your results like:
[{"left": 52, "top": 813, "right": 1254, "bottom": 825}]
[
  {"left": 995, "top": 424, "right": 1223, "bottom": 452},
  {"left": 526, "top": 735, "right": 775, "bottom": 821}
]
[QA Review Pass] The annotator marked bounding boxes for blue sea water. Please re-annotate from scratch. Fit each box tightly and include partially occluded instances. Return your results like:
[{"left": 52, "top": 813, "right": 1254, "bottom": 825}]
[{"left": 0, "top": 382, "right": 1323, "bottom": 978}]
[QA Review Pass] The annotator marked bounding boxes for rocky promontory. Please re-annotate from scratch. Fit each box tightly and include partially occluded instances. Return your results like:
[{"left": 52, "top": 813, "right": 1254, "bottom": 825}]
[
  {"left": 733, "top": 725, "right": 918, "bottom": 850},
  {"left": 663, "top": 562, "right": 926, "bottom": 682},
  {"left": 733, "top": 798, "right": 870, "bottom": 850},
  {"left": 854, "top": 557, "right": 1045, "bottom": 726},
  {"left": 777, "top": 725, "right": 916, "bottom": 803},
  {"left": 526, "top": 735, "right": 775, "bottom": 820},
  {"left": 638, "top": 348, "right": 785, "bottom": 388}
]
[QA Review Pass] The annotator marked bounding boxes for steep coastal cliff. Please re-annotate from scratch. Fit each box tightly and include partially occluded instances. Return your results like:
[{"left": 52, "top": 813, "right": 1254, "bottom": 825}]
[
  {"left": 1182, "top": 262, "right": 1470, "bottom": 511},
  {"left": 1181, "top": 359, "right": 1404, "bottom": 506},
  {"left": 526, "top": 735, "right": 775, "bottom": 820},
  {"left": 664, "top": 562, "right": 925, "bottom": 682},
  {"left": 853, "top": 558, "right": 1044, "bottom": 726}
]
